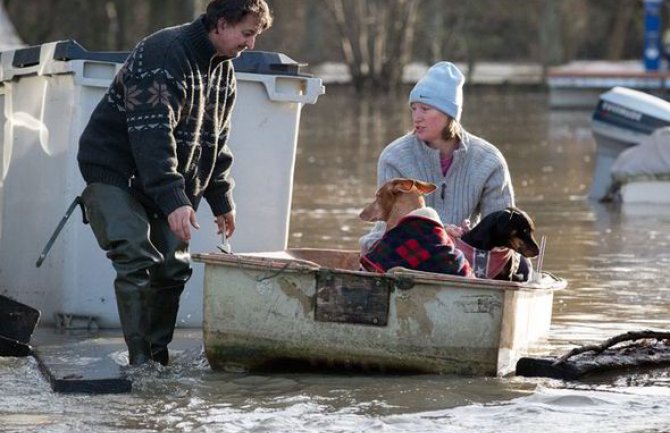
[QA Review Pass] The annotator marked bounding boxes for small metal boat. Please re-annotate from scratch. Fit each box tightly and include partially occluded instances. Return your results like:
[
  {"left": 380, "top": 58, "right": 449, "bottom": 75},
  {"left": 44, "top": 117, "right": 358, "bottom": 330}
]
[{"left": 194, "top": 248, "right": 566, "bottom": 376}]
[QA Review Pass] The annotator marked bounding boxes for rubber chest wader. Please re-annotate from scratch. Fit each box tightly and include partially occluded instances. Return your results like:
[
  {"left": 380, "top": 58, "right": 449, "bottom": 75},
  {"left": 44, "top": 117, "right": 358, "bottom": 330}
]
[{"left": 81, "top": 184, "right": 191, "bottom": 365}]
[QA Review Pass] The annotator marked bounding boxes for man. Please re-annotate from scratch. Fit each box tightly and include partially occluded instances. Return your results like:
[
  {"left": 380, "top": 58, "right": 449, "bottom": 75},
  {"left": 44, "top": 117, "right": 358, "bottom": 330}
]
[{"left": 77, "top": 0, "right": 273, "bottom": 365}]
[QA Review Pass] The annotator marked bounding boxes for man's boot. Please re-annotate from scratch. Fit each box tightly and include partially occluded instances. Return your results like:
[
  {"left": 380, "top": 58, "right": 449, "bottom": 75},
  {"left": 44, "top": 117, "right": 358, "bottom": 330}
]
[
  {"left": 147, "top": 284, "right": 184, "bottom": 366},
  {"left": 146, "top": 213, "right": 191, "bottom": 367},
  {"left": 115, "top": 273, "right": 152, "bottom": 365}
]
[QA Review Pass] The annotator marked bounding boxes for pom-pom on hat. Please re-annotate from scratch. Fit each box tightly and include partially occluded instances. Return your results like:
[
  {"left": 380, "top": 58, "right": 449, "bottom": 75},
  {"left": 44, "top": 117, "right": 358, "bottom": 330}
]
[{"left": 409, "top": 61, "right": 465, "bottom": 121}]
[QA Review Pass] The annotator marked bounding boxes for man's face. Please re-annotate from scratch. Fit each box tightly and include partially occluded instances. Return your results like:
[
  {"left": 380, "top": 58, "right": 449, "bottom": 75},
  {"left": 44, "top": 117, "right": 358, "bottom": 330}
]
[{"left": 210, "top": 14, "right": 263, "bottom": 58}]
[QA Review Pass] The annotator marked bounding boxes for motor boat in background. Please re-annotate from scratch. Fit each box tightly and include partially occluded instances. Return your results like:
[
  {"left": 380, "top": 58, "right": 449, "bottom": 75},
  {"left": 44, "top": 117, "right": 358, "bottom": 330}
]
[
  {"left": 590, "top": 86, "right": 670, "bottom": 200},
  {"left": 609, "top": 126, "right": 670, "bottom": 204}
]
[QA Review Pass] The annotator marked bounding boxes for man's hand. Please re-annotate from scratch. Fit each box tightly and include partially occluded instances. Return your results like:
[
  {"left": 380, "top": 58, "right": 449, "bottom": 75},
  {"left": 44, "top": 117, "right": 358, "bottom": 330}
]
[
  {"left": 168, "top": 205, "right": 200, "bottom": 242},
  {"left": 215, "top": 211, "right": 236, "bottom": 238}
]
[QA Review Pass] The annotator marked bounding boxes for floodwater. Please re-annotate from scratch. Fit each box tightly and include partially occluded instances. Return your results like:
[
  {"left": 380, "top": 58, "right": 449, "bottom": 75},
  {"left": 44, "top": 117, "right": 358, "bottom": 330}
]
[{"left": 2, "top": 86, "right": 670, "bottom": 432}]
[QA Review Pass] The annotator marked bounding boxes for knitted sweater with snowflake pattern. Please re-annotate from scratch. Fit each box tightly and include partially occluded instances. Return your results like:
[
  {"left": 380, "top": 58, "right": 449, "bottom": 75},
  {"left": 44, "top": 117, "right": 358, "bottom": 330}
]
[{"left": 78, "top": 15, "right": 236, "bottom": 217}]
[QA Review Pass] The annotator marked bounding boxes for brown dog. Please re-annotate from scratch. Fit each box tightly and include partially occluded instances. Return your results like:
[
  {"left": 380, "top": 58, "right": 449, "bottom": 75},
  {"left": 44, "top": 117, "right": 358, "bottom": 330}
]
[
  {"left": 359, "top": 178, "right": 437, "bottom": 229},
  {"left": 359, "top": 178, "right": 471, "bottom": 277}
]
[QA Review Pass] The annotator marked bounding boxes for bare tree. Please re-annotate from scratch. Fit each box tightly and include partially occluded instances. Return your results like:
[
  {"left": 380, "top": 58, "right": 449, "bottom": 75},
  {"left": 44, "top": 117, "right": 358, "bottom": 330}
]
[
  {"left": 2, "top": 0, "right": 649, "bottom": 72},
  {"left": 319, "top": 0, "right": 423, "bottom": 92},
  {"left": 539, "top": 0, "right": 563, "bottom": 75},
  {"left": 606, "top": 0, "right": 637, "bottom": 60}
]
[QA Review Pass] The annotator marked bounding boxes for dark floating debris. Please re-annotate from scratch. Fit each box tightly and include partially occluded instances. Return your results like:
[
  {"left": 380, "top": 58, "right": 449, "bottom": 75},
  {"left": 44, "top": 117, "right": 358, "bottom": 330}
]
[
  {"left": 0, "top": 294, "right": 40, "bottom": 357},
  {"left": 516, "top": 330, "right": 670, "bottom": 380}
]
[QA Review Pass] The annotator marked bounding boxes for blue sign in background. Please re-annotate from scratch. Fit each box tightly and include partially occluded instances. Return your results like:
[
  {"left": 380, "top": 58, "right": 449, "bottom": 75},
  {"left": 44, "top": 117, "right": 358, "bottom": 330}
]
[{"left": 644, "top": 0, "right": 663, "bottom": 71}]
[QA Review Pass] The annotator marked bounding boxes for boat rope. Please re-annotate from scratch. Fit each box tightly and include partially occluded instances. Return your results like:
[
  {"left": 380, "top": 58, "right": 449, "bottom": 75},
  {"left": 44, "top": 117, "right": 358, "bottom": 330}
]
[{"left": 255, "top": 261, "right": 294, "bottom": 282}]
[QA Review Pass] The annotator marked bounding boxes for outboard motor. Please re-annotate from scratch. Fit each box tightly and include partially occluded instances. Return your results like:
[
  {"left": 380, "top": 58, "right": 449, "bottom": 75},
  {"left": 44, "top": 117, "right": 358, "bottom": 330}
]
[{"left": 590, "top": 86, "right": 670, "bottom": 199}]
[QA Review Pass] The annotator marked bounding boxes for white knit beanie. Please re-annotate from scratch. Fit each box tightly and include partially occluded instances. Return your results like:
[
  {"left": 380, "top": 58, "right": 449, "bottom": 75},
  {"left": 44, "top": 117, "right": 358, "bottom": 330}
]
[{"left": 409, "top": 61, "right": 465, "bottom": 121}]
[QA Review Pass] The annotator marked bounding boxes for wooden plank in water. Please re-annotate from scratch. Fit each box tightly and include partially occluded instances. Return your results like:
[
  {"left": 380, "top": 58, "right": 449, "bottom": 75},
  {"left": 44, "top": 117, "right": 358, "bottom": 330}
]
[
  {"left": 516, "top": 356, "right": 584, "bottom": 380},
  {"left": 32, "top": 330, "right": 131, "bottom": 394},
  {"left": 516, "top": 349, "right": 670, "bottom": 380}
]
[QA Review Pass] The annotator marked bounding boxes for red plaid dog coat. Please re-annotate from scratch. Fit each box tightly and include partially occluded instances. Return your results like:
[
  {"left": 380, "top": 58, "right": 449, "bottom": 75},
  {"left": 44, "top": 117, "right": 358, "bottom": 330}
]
[{"left": 361, "top": 214, "right": 472, "bottom": 277}]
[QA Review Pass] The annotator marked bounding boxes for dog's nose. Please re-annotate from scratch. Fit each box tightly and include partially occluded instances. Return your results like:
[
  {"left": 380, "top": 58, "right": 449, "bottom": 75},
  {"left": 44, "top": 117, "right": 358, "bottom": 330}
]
[
  {"left": 523, "top": 245, "right": 540, "bottom": 257},
  {"left": 359, "top": 206, "right": 372, "bottom": 221}
]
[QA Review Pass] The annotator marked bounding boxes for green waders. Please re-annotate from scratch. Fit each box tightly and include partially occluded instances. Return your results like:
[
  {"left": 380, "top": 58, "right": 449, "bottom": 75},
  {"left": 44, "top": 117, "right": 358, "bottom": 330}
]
[{"left": 81, "top": 184, "right": 191, "bottom": 365}]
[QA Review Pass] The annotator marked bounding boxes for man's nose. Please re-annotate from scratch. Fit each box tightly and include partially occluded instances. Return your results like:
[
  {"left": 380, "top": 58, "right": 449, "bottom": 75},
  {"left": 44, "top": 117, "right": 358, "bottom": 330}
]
[{"left": 246, "top": 36, "right": 256, "bottom": 49}]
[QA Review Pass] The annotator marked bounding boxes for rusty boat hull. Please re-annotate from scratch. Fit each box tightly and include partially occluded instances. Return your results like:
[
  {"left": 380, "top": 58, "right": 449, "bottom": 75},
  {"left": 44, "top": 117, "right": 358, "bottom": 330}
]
[{"left": 193, "top": 248, "right": 566, "bottom": 376}]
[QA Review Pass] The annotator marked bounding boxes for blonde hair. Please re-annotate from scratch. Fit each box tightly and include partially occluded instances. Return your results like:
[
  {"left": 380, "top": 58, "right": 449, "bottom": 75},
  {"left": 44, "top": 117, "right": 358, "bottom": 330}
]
[{"left": 442, "top": 117, "right": 462, "bottom": 141}]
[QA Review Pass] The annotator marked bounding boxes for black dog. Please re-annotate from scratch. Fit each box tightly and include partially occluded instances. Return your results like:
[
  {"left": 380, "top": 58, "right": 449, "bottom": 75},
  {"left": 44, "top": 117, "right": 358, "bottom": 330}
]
[{"left": 456, "top": 207, "right": 539, "bottom": 281}]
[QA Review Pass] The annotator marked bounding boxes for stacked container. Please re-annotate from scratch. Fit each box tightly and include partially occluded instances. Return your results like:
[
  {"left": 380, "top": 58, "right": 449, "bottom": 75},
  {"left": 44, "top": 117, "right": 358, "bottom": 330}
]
[{"left": 0, "top": 40, "right": 324, "bottom": 327}]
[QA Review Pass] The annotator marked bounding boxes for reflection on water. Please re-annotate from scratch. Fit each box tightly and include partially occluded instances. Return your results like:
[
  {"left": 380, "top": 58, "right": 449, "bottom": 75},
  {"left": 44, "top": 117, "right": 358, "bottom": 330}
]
[{"left": 2, "top": 87, "right": 670, "bottom": 433}]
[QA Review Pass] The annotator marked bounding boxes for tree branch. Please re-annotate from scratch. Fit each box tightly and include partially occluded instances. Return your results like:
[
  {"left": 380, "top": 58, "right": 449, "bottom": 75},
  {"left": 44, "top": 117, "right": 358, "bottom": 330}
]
[{"left": 555, "top": 330, "right": 670, "bottom": 364}]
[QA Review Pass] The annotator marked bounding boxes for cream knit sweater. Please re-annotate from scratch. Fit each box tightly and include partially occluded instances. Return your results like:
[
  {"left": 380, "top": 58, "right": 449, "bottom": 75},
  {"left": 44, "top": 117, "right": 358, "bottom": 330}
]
[{"left": 359, "top": 131, "right": 515, "bottom": 253}]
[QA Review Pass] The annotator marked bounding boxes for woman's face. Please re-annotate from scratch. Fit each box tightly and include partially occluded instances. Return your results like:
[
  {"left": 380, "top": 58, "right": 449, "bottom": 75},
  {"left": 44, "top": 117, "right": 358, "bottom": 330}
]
[{"left": 410, "top": 102, "right": 450, "bottom": 145}]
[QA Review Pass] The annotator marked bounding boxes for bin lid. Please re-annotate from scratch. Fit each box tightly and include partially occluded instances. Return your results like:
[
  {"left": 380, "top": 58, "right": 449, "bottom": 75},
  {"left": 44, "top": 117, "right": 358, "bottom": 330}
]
[
  {"left": 8, "top": 39, "right": 129, "bottom": 68},
  {"left": 2, "top": 39, "right": 311, "bottom": 77},
  {"left": 233, "top": 51, "right": 311, "bottom": 77}
]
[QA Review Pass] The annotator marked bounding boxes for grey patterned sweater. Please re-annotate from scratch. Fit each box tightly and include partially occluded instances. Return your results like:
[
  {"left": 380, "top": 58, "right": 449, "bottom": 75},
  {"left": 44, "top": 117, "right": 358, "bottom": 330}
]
[
  {"left": 78, "top": 15, "right": 236, "bottom": 218},
  {"left": 359, "top": 131, "right": 515, "bottom": 253}
]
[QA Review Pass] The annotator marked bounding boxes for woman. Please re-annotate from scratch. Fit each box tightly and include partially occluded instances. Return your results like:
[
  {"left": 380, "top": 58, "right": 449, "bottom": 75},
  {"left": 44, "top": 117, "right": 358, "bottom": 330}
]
[{"left": 359, "top": 61, "right": 515, "bottom": 254}]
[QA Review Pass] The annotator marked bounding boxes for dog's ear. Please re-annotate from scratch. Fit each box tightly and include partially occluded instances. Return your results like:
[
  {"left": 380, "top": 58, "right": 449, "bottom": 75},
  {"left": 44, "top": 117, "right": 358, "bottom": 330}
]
[
  {"left": 507, "top": 207, "right": 534, "bottom": 231},
  {"left": 412, "top": 180, "right": 437, "bottom": 196},
  {"left": 392, "top": 178, "right": 416, "bottom": 193},
  {"left": 391, "top": 178, "right": 437, "bottom": 195},
  {"left": 496, "top": 209, "right": 514, "bottom": 233}
]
